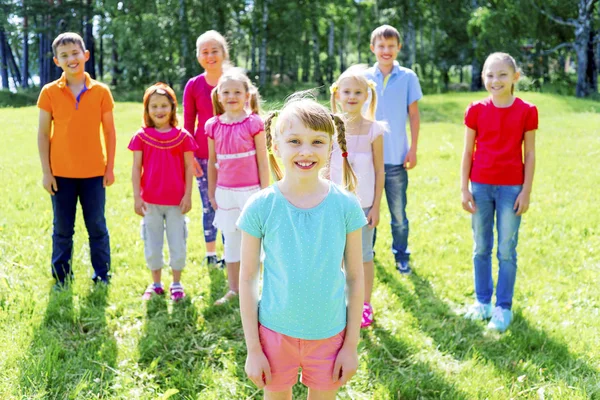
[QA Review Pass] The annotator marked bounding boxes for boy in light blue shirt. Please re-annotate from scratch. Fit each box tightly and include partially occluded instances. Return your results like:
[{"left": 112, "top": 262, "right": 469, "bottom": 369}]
[{"left": 365, "top": 24, "right": 422, "bottom": 275}]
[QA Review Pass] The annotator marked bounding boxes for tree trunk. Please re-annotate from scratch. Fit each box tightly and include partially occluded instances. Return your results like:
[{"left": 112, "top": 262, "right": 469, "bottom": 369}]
[
  {"left": 259, "top": 0, "right": 268, "bottom": 86},
  {"left": 301, "top": 33, "right": 310, "bottom": 82},
  {"left": 6, "top": 39, "right": 22, "bottom": 86},
  {"left": 356, "top": 5, "right": 362, "bottom": 64},
  {"left": 179, "top": 0, "right": 189, "bottom": 87},
  {"left": 312, "top": 22, "right": 323, "bottom": 86},
  {"left": 405, "top": 2, "right": 416, "bottom": 67},
  {"left": 327, "top": 20, "right": 334, "bottom": 83},
  {"left": 339, "top": 23, "right": 346, "bottom": 73},
  {"left": 251, "top": 7, "right": 257, "bottom": 76},
  {"left": 574, "top": 6, "right": 592, "bottom": 97},
  {"left": 0, "top": 27, "right": 9, "bottom": 89},
  {"left": 98, "top": 17, "right": 103, "bottom": 80},
  {"left": 21, "top": 12, "right": 29, "bottom": 88},
  {"left": 586, "top": 28, "right": 597, "bottom": 93},
  {"left": 111, "top": 36, "right": 119, "bottom": 86},
  {"left": 84, "top": 0, "right": 96, "bottom": 78}
]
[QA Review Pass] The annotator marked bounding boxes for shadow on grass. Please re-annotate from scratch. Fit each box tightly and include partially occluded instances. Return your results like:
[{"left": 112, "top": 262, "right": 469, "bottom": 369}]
[
  {"left": 18, "top": 284, "right": 117, "bottom": 398},
  {"left": 376, "top": 263, "right": 599, "bottom": 396}
]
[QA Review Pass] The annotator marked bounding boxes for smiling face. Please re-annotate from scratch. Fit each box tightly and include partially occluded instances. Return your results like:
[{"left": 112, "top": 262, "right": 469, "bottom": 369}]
[
  {"left": 483, "top": 58, "right": 520, "bottom": 98},
  {"left": 336, "top": 77, "right": 369, "bottom": 114},
  {"left": 197, "top": 39, "right": 225, "bottom": 73},
  {"left": 53, "top": 42, "right": 89, "bottom": 77},
  {"left": 217, "top": 79, "right": 249, "bottom": 113},
  {"left": 147, "top": 93, "right": 174, "bottom": 130},
  {"left": 370, "top": 36, "right": 401, "bottom": 68},
  {"left": 274, "top": 116, "right": 332, "bottom": 179}
]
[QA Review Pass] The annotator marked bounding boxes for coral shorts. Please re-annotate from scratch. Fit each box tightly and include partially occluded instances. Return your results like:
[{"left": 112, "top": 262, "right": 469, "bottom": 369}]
[{"left": 258, "top": 324, "right": 346, "bottom": 391}]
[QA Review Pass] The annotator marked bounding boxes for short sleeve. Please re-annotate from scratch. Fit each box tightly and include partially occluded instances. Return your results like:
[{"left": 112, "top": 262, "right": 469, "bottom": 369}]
[
  {"left": 204, "top": 118, "right": 216, "bottom": 139},
  {"left": 525, "top": 105, "right": 538, "bottom": 132},
  {"left": 237, "top": 193, "right": 264, "bottom": 238},
  {"left": 369, "top": 120, "right": 386, "bottom": 143},
  {"left": 37, "top": 85, "right": 52, "bottom": 113},
  {"left": 407, "top": 72, "right": 423, "bottom": 106},
  {"left": 182, "top": 130, "right": 199, "bottom": 152},
  {"left": 250, "top": 114, "right": 265, "bottom": 136},
  {"left": 464, "top": 102, "right": 478, "bottom": 130},
  {"left": 100, "top": 86, "right": 115, "bottom": 114},
  {"left": 345, "top": 193, "right": 367, "bottom": 233},
  {"left": 128, "top": 131, "right": 143, "bottom": 152}
]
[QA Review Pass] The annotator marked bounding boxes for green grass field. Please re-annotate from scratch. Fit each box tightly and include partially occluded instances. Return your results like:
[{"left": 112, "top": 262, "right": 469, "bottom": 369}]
[{"left": 0, "top": 92, "right": 599, "bottom": 399}]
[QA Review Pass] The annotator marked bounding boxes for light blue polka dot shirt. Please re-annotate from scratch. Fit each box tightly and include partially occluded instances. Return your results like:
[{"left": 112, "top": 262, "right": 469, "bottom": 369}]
[{"left": 237, "top": 182, "right": 366, "bottom": 340}]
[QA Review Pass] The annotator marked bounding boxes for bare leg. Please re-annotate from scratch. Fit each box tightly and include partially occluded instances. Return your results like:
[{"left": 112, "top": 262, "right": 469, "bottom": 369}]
[
  {"left": 206, "top": 240, "right": 216, "bottom": 254},
  {"left": 151, "top": 269, "right": 162, "bottom": 285},
  {"left": 364, "top": 260, "right": 374, "bottom": 303},
  {"left": 214, "top": 261, "right": 240, "bottom": 305},
  {"left": 172, "top": 269, "right": 182, "bottom": 284},
  {"left": 307, "top": 388, "right": 338, "bottom": 400},
  {"left": 264, "top": 389, "right": 292, "bottom": 400}
]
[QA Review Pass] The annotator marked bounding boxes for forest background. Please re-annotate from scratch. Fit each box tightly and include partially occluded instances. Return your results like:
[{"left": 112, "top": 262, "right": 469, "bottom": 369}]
[{"left": 1, "top": 0, "right": 600, "bottom": 105}]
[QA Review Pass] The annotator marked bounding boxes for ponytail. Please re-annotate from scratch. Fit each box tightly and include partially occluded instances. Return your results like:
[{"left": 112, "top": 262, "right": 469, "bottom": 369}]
[
  {"left": 211, "top": 87, "right": 224, "bottom": 115},
  {"left": 366, "top": 81, "right": 378, "bottom": 121},
  {"left": 329, "top": 82, "right": 339, "bottom": 114},
  {"left": 332, "top": 114, "right": 357, "bottom": 192},
  {"left": 248, "top": 85, "right": 263, "bottom": 115},
  {"left": 264, "top": 111, "right": 283, "bottom": 181}
]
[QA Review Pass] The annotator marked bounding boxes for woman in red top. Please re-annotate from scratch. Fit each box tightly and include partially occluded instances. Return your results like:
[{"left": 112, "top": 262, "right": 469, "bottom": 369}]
[
  {"left": 183, "top": 30, "right": 229, "bottom": 267},
  {"left": 461, "top": 52, "right": 538, "bottom": 333}
]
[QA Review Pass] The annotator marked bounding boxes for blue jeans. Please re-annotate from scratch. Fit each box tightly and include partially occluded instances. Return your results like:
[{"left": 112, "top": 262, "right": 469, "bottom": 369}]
[
  {"left": 195, "top": 158, "right": 218, "bottom": 243},
  {"left": 384, "top": 164, "right": 410, "bottom": 262},
  {"left": 51, "top": 176, "right": 110, "bottom": 282},
  {"left": 471, "top": 182, "right": 522, "bottom": 310}
]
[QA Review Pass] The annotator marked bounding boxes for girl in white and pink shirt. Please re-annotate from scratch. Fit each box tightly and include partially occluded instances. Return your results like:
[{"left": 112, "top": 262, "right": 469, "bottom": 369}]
[
  {"left": 129, "top": 83, "right": 197, "bottom": 302},
  {"left": 206, "top": 68, "right": 269, "bottom": 306}
]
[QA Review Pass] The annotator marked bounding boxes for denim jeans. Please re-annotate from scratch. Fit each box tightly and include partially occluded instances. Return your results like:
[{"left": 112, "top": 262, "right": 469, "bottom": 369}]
[
  {"left": 383, "top": 164, "right": 410, "bottom": 262},
  {"left": 471, "top": 182, "right": 522, "bottom": 310},
  {"left": 195, "top": 157, "right": 218, "bottom": 243},
  {"left": 51, "top": 176, "right": 110, "bottom": 282}
]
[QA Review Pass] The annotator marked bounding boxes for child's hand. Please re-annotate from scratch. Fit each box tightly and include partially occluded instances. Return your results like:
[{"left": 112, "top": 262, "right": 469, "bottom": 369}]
[
  {"left": 179, "top": 195, "right": 192, "bottom": 214},
  {"left": 367, "top": 206, "right": 380, "bottom": 228},
  {"left": 193, "top": 158, "right": 204, "bottom": 178},
  {"left": 103, "top": 168, "right": 115, "bottom": 187},
  {"left": 209, "top": 197, "right": 218, "bottom": 211},
  {"left": 403, "top": 147, "right": 418, "bottom": 170},
  {"left": 332, "top": 345, "right": 358, "bottom": 385},
  {"left": 514, "top": 189, "right": 530, "bottom": 216},
  {"left": 42, "top": 172, "right": 58, "bottom": 195},
  {"left": 461, "top": 189, "right": 476, "bottom": 214},
  {"left": 245, "top": 348, "right": 272, "bottom": 389},
  {"left": 134, "top": 197, "right": 147, "bottom": 216}
]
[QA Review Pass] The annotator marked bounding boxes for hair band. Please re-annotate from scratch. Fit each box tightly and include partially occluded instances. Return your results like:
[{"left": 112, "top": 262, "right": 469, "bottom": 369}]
[
  {"left": 329, "top": 82, "right": 339, "bottom": 94},
  {"left": 341, "top": 152, "right": 348, "bottom": 158}
]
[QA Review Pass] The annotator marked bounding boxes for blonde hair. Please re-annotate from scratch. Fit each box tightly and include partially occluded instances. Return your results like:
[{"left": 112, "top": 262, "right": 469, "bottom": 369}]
[
  {"left": 142, "top": 82, "right": 179, "bottom": 128},
  {"left": 264, "top": 95, "right": 357, "bottom": 192},
  {"left": 482, "top": 52, "right": 519, "bottom": 95},
  {"left": 211, "top": 68, "right": 262, "bottom": 115},
  {"left": 330, "top": 65, "right": 378, "bottom": 120},
  {"left": 195, "top": 30, "right": 230, "bottom": 61}
]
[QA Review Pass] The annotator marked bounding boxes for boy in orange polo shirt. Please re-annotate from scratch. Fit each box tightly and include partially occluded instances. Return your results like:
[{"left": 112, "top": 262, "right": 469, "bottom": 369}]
[{"left": 37, "top": 32, "right": 116, "bottom": 289}]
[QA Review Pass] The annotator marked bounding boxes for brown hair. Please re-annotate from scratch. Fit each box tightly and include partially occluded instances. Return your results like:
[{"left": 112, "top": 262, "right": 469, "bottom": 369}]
[
  {"left": 211, "top": 68, "right": 262, "bottom": 116},
  {"left": 370, "top": 25, "right": 401, "bottom": 46},
  {"left": 482, "top": 52, "right": 519, "bottom": 95},
  {"left": 52, "top": 32, "right": 86, "bottom": 57},
  {"left": 264, "top": 96, "right": 357, "bottom": 192},
  {"left": 330, "top": 64, "right": 378, "bottom": 120},
  {"left": 142, "top": 82, "right": 179, "bottom": 128},
  {"left": 196, "top": 30, "right": 230, "bottom": 62}
]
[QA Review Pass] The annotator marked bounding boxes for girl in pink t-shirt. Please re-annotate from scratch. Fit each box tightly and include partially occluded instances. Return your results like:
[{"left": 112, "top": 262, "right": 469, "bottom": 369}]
[
  {"left": 206, "top": 68, "right": 269, "bottom": 306},
  {"left": 461, "top": 52, "right": 538, "bottom": 333},
  {"left": 129, "top": 83, "right": 198, "bottom": 302},
  {"left": 329, "top": 65, "right": 385, "bottom": 329},
  {"left": 183, "top": 30, "right": 229, "bottom": 267}
]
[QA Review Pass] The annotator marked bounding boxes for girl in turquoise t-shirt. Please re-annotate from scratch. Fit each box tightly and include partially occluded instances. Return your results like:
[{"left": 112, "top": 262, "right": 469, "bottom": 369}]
[{"left": 237, "top": 96, "right": 366, "bottom": 398}]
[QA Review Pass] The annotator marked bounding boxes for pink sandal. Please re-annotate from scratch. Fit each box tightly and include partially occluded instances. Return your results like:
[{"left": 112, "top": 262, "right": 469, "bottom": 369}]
[
  {"left": 361, "top": 302, "right": 374, "bottom": 328},
  {"left": 170, "top": 284, "right": 186, "bottom": 302},
  {"left": 142, "top": 284, "right": 165, "bottom": 300}
]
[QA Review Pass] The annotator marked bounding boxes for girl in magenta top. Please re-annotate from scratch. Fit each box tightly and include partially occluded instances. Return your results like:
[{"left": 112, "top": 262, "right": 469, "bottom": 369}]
[
  {"left": 207, "top": 68, "right": 269, "bottom": 306},
  {"left": 183, "top": 30, "right": 229, "bottom": 267},
  {"left": 129, "top": 83, "right": 197, "bottom": 302},
  {"left": 461, "top": 52, "right": 538, "bottom": 333}
]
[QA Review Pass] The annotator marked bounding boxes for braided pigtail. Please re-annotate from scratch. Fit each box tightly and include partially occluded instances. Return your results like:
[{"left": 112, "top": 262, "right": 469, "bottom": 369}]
[
  {"left": 265, "top": 111, "right": 283, "bottom": 181},
  {"left": 332, "top": 114, "right": 357, "bottom": 192},
  {"left": 211, "top": 86, "right": 224, "bottom": 115}
]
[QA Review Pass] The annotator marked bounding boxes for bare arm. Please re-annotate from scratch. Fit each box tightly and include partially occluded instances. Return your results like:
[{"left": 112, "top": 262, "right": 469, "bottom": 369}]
[
  {"left": 405, "top": 101, "right": 420, "bottom": 169},
  {"left": 333, "top": 228, "right": 364, "bottom": 384},
  {"left": 207, "top": 138, "right": 218, "bottom": 210},
  {"left": 101, "top": 110, "right": 117, "bottom": 187},
  {"left": 131, "top": 151, "right": 146, "bottom": 216},
  {"left": 254, "top": 131, "right": 270, "bottom": 189},
  {"left": 37, "top": 109, "right": 57, "bottom": 194},
  {"left": 368, "top": 135, "right": 385, "bottom": 227},
  {"left": 514, "top": 130, "right": 536, "bottom": 215},
  {"left": 179, "top": 151, "right": 194, "bottom": 214},
  {"left": 461, "top": 127, "right": 476, "bottom": 214},
  {"left": 239, "top": 231, "right": 272, "bottom": 388}
]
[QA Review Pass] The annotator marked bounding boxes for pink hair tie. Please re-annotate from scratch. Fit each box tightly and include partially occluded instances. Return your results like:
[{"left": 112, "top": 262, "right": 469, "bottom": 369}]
[{"left": 341, "top": 152, "right": 348, "bottom": 158}]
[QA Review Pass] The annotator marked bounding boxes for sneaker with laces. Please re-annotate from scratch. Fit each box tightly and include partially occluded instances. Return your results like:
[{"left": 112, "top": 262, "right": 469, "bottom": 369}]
[
  {"left": 170, "top": 284, "right": 186, "bottom": 302},
  {"left": 487, "top": 306, "right": 512, "bottom": 332},
  {"left": 361, "top": 302, "right": 374, "bottom": 328},
  {"left": 205, "top": 255, "right": 225, "bottom": 269},
  {"left": 464, "top": 301, "right": 492, "bottom": 320},
  {"left": 142, "top": 284, "right": 165, "bottom": 300},
  {"left": 396, "top": 260, "right": 412, "bottom": 275}
]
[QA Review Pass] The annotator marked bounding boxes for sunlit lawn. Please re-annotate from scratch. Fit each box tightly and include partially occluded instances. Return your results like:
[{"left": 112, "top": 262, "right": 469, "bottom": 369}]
[{"left": 0, "top": 92, "right": 599, "bottom": 399}]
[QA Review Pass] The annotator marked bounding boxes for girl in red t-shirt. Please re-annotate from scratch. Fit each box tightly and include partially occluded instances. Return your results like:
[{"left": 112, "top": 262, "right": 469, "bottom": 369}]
[
  {"left": 461, "top": 52, "right": 538, "bottom": 332},
  {"left": 129, "top": 83, "right": 198, "bottom": 302}
]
